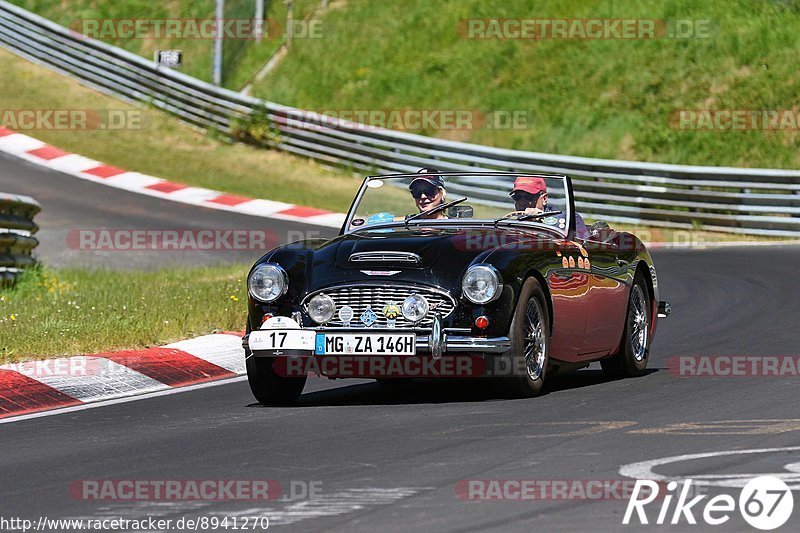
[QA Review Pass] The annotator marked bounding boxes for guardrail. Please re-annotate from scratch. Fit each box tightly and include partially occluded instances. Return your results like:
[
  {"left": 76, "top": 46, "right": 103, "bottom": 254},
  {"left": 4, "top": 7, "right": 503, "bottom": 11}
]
[
  {"left": 1, "top": 1, "right": 799, "bottom": 237},
  {"left": 0, "top": 192, "right": 40, "bottom": 287}
]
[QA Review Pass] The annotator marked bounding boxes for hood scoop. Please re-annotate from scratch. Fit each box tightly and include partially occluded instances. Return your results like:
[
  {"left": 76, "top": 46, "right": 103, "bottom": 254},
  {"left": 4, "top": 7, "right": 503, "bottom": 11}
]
[{"left": 349, "top": 251, "right": 421, "bottom": 264}]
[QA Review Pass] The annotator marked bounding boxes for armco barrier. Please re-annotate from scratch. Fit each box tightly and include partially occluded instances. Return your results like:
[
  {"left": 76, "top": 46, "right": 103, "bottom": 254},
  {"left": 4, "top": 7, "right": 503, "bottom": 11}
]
[
  {"left": 1, "top": 1, "right": 799, "bottom": 237},
  {"left": 0, "top": 192, "right": 40, "bottom": 286}
]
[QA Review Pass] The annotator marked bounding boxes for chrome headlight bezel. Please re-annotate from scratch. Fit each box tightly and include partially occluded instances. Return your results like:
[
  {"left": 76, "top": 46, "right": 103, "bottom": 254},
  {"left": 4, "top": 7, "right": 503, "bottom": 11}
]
[
  {"left": 462, "top": 264, "right": 502, "bottom": 305},
  {"left": 248, "top": 263, "right": 288, "bottom": 303},
  {"left": 306, "top": 293, "right": 336, "bottom": 324}
]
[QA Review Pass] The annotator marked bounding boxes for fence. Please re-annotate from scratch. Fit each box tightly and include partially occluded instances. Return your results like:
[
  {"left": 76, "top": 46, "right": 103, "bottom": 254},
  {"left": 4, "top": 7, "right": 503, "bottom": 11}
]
[
  {"left": 0, "top": 192, "right": 40, "bottom": 287},
  {"left": 1, "top": 1, "right": 799, "bottom": 237}
]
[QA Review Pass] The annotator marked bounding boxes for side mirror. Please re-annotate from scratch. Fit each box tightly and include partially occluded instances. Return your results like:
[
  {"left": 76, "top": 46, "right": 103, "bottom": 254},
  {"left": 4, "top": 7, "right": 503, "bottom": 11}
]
[
  {"left": 448, "top": 205, "right": 474, "bottom": 219},
  {"left": 589, "top": 221, "right": 616, "bottom": 243}
]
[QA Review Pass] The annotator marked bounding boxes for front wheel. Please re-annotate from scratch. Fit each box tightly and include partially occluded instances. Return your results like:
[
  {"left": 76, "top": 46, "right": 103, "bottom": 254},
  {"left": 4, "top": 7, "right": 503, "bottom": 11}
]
[
  {"left": 246, "top": 355, "right": 307, "bottom": 405},
  {"left": 601, "top": 271, "right": 651, "bottom": 379},
  {"left": 498, "top": 277, "right": 551, "bottom": 398}
]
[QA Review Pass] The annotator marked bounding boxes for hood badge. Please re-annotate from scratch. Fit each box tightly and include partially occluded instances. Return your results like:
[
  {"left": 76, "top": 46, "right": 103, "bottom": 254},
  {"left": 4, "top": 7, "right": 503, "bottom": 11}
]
[
  {"left": 360, "top": 270, "right": 401, "bottom": 276},
  {"left": 360, "top": 306, "right": 378, "bottom": 327},
  {"left": 383, "top": 303, "right": 400, "bottom": 328},
  {"left": 339, "top": 305, "right": 354, "bottom": 327}
]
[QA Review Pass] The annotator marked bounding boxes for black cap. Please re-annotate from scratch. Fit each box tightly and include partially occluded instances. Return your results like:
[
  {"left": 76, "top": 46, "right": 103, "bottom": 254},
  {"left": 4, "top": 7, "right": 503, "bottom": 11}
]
[{"left": 409, "top": 168, "right": 445, "bottom": 189}]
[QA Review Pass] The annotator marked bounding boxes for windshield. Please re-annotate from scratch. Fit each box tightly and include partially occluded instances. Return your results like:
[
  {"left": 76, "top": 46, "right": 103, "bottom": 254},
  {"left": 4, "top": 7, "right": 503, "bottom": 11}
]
[{"left": 346, "top": 173, "right": 571, "bottom": 235}]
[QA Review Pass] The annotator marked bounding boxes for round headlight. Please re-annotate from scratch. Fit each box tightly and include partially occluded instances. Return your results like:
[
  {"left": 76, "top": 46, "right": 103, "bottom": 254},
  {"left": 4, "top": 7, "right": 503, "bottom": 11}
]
[
  {"left": 402, "top": 294, "right": 429, "bottom": 322},
  {"left": 307, "top": 293, "right": 335, "bottom": 324},
  {"left": 248, "top": 263, "right": 287, "bottom": 303},
  {"left": 462, "top": 265, "right": 501, "bottom": 304}
]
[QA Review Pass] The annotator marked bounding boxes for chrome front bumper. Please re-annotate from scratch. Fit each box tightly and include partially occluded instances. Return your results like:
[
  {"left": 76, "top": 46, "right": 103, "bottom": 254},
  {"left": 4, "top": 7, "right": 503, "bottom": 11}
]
[{"left": 243, "top": 314, "right": 511, "bottom": 358}]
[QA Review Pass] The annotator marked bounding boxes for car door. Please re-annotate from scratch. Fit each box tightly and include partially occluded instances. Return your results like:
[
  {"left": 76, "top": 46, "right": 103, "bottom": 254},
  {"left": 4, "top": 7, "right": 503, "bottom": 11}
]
[
  {"left": 576, "top": 236, "right": 630, "bottom": 356},
  {"left": 547, "top": 240, "right": 590, "bottom": 362}
]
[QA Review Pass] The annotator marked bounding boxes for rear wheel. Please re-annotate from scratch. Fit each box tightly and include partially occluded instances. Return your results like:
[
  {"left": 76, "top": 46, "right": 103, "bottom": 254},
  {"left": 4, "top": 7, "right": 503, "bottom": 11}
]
[
  {"left": 499, "top": 278, "right": 550, "bottom": 398},
  {"left": 601, "top": 271, "right": 651, "bottom": 378},
  {"left": 246, "top": 355, "right": 307, "bottom": 405}
]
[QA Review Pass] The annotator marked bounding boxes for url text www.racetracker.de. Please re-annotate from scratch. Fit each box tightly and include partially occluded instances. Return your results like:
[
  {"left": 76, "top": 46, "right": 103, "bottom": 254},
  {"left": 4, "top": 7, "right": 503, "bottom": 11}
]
[{"left": 0, "top": 516, "right": 270, "bottom": 532}]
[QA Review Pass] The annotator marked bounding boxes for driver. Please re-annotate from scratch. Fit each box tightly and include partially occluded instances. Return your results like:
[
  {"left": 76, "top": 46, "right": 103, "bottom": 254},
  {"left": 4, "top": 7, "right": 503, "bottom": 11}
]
[
  {"left": 409, "top": 168, "right": 447, "bottom": 219},
  {"left": 510, "top": 176, "right": 548, "bottom": 214},
  {"left": 509, "top": 176, "right": 589, "bottom": 238}
]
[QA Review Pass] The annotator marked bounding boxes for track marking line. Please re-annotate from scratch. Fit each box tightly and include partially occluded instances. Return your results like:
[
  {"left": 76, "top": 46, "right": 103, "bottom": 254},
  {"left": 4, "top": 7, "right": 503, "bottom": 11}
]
[{"left": 619, "top": 446, "right": 800, "bottom": 489}]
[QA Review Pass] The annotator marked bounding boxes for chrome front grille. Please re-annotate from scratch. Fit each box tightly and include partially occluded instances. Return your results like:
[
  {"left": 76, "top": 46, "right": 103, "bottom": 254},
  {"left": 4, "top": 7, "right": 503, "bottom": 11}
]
[
  {"left": 303, "top": 284, "right": 456, "bottom": 328},
  {"left": 349, "top": 251, "right": 421, "bottom": 264}
]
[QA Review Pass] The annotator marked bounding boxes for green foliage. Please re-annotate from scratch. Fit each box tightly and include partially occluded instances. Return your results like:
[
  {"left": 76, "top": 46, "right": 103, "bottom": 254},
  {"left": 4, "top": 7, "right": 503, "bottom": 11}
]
[
  {"left": 10, "top": 0, "right": 321, "bottom": 89},
  {"left": 251, "top": 0, "right": 800, "bottom": 168}
]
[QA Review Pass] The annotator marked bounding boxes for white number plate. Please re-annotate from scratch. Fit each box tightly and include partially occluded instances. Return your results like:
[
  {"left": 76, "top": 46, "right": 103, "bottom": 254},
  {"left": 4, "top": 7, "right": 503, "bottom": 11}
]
[
  {"left": 315, "top": 334, "right": 416, "bottom": 355},
  {"left": 249, "top": 329, "right": 316, "bottom": 353}
]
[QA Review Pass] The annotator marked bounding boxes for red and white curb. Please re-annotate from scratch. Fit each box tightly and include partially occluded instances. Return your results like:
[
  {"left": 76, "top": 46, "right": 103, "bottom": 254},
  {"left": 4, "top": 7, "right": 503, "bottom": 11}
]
[
  {"left": 0, "top": 127, "right": 345, "bottom": 228},
  {"left": 0, "top": 332, "right": 246, "bottom": 421}
]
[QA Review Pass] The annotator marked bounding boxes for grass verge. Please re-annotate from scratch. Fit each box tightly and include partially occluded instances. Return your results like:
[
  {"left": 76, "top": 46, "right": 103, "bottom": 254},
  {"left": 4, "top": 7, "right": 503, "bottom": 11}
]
[{"left": 0, "top": 266, "right": 249, "bottom": 362}]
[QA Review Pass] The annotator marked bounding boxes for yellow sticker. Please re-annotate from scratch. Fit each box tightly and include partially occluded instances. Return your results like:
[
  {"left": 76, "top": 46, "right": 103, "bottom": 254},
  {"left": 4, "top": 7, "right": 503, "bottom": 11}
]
[
  {"left": 578, "top": 257, "right": 584, "bottom": 269},
  {"left": 569, "top": 257, "right": 575, "bottom": 268},
  {"left": 562, "top": 257, "right": 569, "bottom": 268}
]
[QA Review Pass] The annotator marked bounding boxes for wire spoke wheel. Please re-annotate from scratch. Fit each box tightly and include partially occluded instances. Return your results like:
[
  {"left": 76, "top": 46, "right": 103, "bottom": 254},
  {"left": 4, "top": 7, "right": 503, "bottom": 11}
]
[
  {"left": 628, "top": 285, "right": 648, "bottom": 362},
  {"left": 600, "top": 272, "right": 651, "bottom": 379},
  {"left": 523, "top": 298, "right": 546, "bottom": 381}
]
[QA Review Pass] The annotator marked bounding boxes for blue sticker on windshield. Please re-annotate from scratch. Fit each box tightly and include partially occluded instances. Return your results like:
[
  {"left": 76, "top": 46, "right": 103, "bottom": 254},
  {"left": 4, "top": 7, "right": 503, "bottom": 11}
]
[{"left": 366, "top": 212, "right": 394, "bottom": 224}]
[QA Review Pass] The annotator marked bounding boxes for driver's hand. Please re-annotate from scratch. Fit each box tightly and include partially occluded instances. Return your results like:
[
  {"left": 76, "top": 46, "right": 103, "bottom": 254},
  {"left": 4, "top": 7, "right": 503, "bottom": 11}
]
[{"left": 524, "top": 207, "right": 543, "bottom": 215}]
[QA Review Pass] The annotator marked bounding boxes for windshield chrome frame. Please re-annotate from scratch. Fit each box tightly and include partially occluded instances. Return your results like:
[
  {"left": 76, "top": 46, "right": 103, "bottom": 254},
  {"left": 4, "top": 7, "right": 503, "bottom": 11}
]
[{"left": 342, "top": 171, "right": 573, "bottom": 238}]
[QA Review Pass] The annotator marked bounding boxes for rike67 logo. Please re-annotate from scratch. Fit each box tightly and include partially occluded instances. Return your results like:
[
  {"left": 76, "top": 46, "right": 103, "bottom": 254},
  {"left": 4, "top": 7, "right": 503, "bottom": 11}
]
[{"left": 624, "top": 476, "right": 794, "bottom": 530}]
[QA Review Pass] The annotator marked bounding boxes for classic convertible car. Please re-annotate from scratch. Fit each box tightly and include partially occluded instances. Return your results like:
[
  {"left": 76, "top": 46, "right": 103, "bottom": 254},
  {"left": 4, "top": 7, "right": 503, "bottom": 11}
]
[{"left": 243, "top": 172, "right": 670, "bottom": 404}]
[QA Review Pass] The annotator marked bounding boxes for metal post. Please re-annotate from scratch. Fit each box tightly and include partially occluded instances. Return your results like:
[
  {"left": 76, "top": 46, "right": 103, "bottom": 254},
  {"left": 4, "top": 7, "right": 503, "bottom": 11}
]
[
  {"left": 285, "top": 0, "right": 294, "bottom": 49},
  {"left": 213, "top": 0, "right": 224, "bottom": 85},
  {"left": 255, "top": 0, "right": 265, "bottom": 44}
]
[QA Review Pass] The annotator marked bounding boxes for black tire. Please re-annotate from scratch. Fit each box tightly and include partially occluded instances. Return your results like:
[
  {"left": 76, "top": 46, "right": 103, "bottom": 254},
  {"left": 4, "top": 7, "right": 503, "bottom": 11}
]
[
  {"left": 497, "top": 277, "right": 551, "bottom": 398},
  {"left": 601, "top": 270, "right": 651, "bottom": 379},
  {"left": 246, "top": 355, "right": 307, "bottom": 405}
]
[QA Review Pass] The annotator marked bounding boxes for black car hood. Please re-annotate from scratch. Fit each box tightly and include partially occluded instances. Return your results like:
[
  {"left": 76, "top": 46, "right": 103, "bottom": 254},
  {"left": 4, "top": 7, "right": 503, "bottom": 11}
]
[{"left": 294, "top": 225, "right": 555, "bottom": 293}]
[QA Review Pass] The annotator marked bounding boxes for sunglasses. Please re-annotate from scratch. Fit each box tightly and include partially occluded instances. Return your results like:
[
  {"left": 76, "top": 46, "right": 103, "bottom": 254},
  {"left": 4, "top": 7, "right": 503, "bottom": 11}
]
[
  {"left": 411, "top": 184, "right": 439, "bottom": 199},
  {"left": 511, "top": 191, "right": 544, "bottom": 203}
]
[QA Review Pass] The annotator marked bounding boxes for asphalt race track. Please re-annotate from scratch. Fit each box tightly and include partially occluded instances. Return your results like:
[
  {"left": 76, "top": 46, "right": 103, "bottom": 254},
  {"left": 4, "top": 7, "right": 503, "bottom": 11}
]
[
  {"left": 0, "top": 152, "right": 339, "bottom": 270},
  {"left": 2, "top": 156, "right": 800, "bottom": 531}
]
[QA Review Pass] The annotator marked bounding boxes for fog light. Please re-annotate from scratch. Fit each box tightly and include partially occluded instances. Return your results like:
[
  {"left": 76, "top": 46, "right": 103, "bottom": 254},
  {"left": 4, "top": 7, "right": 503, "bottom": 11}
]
[
  {"left": 261, "top": 313, "right": 273, "bottom": 324},
  {"left": 475, "top": 316, "right": 489, "bottom": 330},
  {"left": 307, "top": 293, "right": 336, "bottom": 324},
  {"left": 402, "top": 294, "right": 429, "bottom": 323}
]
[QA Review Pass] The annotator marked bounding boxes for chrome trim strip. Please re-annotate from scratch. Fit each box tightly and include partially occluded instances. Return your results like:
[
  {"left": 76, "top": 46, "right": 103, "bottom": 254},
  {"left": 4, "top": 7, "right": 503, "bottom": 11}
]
[
  {"left": 445, "top": 336, "right": 511, "bottom": 353},
  {"left": 349, "top": 251, "right": 421, "bottom": 263}
]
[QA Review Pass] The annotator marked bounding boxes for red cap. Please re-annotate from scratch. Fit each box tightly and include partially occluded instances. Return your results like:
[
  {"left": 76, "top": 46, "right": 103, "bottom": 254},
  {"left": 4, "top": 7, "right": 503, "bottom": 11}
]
[{"left": 510, "top": 176, "right": 547, "bottom": 196}]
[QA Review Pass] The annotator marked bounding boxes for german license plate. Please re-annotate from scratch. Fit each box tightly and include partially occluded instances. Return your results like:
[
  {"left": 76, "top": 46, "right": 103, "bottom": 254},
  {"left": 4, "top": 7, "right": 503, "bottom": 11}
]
[{"left": 315, "top": 333, "right": 415, "bottom": 355}]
